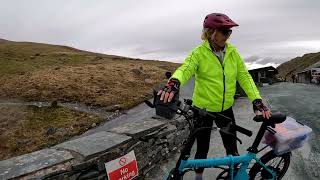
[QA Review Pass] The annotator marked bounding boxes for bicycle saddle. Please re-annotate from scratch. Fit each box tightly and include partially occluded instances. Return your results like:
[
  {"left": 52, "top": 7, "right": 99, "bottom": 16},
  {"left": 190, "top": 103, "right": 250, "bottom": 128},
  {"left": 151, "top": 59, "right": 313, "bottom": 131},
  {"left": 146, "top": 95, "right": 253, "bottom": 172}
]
[{"left": 253, "top": 113, "right": 286, "bottom": 126}]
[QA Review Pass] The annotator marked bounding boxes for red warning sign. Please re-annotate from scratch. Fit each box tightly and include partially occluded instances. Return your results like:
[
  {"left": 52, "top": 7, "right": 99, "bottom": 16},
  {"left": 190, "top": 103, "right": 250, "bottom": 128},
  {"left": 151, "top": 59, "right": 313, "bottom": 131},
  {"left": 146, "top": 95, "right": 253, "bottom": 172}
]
[{"left": 105, "top": 151, "right": 138, "bottom": 180}]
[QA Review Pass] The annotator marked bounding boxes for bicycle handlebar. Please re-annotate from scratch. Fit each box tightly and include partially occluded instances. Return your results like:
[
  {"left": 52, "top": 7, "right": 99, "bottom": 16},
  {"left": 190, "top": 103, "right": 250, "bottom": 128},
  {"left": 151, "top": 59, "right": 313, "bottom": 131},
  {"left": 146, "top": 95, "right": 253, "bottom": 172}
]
[
  {"left": 145, "top": 97, "right": 253, "bottom": 143},
  {"left": 173, "top": 99, "right": 253, "bottom": 138}
]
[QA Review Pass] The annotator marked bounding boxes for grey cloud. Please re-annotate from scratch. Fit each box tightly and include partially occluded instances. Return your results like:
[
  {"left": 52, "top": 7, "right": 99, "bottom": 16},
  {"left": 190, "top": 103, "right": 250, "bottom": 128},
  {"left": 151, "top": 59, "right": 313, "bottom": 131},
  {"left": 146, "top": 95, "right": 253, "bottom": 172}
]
[
  {"left": 0, "top": 0, "right": 320, "bottom": 68},
  {"left": 257, "top": 57, "right": 287, "bottom": 65},
  {"left": 244, "top": 56, "right": 288, "bottom": 65},
  {"left": 244, "top": 56, "right": 260, "bottom": 63}
]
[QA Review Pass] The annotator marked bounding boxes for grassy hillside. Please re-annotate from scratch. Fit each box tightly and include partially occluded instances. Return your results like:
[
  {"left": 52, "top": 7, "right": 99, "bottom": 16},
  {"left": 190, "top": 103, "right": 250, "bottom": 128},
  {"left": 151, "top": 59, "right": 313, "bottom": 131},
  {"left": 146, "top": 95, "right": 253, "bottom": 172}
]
[
  {"left": 0, "top": 38, "right": 179, "bottom": 108},
  {"left": 0, "top": 38, "right": 179, "bottom": 160},
  {"left": 276, "top": 52, "right": 320, "bottom": 79},
  {"left": 0, "top": 105, "right": 102, "bottom": 160}
]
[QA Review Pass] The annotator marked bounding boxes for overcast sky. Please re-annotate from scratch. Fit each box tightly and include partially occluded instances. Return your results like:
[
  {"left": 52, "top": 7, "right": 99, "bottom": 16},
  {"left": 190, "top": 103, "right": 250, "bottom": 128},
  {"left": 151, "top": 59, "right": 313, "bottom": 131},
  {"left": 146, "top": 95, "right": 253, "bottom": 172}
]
[{"left": 1, "top": 0, "right": 320, "bottom": 69}]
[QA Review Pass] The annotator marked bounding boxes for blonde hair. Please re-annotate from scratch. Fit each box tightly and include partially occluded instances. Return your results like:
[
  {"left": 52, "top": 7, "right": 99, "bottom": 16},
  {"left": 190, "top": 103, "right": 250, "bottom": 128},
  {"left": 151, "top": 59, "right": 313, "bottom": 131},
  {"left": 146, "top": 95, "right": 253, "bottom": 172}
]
[{"left": 201, "top": 28, "right": 215, "bottom": 41}]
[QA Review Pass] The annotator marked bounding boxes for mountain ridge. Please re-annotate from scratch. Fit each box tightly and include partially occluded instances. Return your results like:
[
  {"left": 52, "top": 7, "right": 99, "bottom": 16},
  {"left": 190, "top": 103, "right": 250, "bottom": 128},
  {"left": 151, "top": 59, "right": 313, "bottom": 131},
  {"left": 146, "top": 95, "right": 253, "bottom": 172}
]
[{"left": 276, "top": 52, "right": 320, "bottom": 78}]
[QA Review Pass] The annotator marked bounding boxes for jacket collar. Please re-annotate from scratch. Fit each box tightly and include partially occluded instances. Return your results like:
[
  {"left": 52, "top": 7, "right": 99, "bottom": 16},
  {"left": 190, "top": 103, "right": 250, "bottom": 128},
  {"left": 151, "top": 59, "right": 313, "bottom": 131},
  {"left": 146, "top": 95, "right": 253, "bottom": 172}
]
[{"left": 203, "top": 40, "right": 235, "bottom": 56}]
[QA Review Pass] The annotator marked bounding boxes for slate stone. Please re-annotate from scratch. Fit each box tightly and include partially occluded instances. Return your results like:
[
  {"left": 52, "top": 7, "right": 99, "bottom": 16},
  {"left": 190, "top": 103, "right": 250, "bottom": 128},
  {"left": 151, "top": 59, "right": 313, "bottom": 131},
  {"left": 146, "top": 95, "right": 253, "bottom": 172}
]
[
  {"left": 55, "top": 131, "right": 131, "bottom": 160},
  {"left": 108, "top": 119, "right": 166, "bottom": 138},
  {"left": 0, "top": 149, "right": 73, "bottom": 180},
  {"left": 77, "top": 170, "right": 99, "bottom": 180},
  {"left": 170, "top": 117, "right": 187, "bottom": 130},
  {"left": 43, "top": 171, "right": 81, "bottom": 180},
  {"left": 141, "top": 126, "right": 167, "bottom": 140},
  {"left": 157, "top": 124, "right": 177, "bottom": 138},
  {"left": 124, "top": 141, "right": 143, "bottom": 152}
]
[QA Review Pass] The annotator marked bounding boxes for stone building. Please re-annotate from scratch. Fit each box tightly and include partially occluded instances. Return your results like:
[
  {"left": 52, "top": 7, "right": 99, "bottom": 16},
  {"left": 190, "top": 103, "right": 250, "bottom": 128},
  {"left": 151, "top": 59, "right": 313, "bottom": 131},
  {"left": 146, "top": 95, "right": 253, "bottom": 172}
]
[
  {"left": 248, "top": 66, "right": 278, "bottom": 85},
  {"left": 297, "top": 61, "right": 320, "bottom": 84},
  {"left": 235, "top": 66, "right": 278, "bottom": 98}
]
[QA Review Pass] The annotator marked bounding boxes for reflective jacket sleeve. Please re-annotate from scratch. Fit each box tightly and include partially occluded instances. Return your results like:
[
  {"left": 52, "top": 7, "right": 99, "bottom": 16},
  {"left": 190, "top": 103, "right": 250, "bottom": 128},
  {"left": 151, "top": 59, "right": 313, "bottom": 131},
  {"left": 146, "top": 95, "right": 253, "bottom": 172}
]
[
  {"left": 236, "top": 52, "right": 262, "bottom": 102},
  {"left": 171, "top": 51, "right": 199, "bottom": 86}
]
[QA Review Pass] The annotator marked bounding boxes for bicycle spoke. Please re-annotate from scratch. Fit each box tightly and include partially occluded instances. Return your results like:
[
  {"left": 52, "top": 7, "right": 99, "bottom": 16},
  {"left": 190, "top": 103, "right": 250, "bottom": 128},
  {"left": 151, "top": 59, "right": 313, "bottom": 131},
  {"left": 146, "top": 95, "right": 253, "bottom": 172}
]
[
  {"left": 266, "top": 157, "right": 285, "bottom": 173},
  {"left": 276, "top": 158, "right": 284, "bottom": 169},
  {"left": 251, "top": 153, "right": 289, "bottom": 180}
]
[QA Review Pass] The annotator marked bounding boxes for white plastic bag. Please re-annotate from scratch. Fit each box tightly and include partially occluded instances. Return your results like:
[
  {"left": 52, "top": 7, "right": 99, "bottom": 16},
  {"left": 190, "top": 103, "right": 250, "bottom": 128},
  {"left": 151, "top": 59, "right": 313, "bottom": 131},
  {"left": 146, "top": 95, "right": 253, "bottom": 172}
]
[{"left": 262, "top": 116, "right": 312, "bottom": 155}]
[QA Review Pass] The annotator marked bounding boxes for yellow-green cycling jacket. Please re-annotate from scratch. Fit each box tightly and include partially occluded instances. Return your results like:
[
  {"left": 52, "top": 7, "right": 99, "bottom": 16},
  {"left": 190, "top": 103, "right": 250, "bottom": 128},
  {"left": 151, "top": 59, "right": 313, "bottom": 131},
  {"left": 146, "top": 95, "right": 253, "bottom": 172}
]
[{"left": 171, "top": 40, "right": 261, "bottom": 112}]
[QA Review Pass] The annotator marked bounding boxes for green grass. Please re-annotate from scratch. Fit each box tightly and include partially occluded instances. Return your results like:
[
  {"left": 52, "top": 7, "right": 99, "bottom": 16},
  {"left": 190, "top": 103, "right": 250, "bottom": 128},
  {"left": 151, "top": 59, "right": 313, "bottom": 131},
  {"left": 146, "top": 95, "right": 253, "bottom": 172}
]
[
  {"left": 0, "top": 105, "right": 102, "bottom": 160},
  {"left": 0, "top": 59, "right": 34, "bottom": 75},
  {"left": 0, "top": 40, "right": 105, "bottom": 76},
  {"left": 0, "top": 38, "right": 180, "bottom": 160},
  {"left": 0, "top": 54, "right": 97, "bottom": 75}
]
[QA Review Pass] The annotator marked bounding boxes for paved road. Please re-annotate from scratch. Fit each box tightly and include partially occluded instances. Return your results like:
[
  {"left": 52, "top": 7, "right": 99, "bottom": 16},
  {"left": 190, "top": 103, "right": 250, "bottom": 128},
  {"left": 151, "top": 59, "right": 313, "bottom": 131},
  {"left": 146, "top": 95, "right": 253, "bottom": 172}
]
[
  {"left": 259, "top": 83, "right": 320, "bottom": 180},
  {"left": 146, "top": 82, "right": 320, "bottom": 180}
]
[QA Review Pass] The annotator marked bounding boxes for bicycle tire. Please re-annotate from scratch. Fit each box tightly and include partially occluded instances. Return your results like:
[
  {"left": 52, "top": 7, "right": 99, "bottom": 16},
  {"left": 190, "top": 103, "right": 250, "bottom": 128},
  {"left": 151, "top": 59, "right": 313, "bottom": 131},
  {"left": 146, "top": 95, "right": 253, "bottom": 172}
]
[
  {"left": 249, "top": 150, "right": 291, "bottom": 180},
  {"left": 216, "top": 169, "right": 230, "bottom": 180},
  {"left": 165, "top": 168, "right": 183, "bottom": 180},
  {"left": 216, "top": 166, "right": 240, "bottom": 180}
]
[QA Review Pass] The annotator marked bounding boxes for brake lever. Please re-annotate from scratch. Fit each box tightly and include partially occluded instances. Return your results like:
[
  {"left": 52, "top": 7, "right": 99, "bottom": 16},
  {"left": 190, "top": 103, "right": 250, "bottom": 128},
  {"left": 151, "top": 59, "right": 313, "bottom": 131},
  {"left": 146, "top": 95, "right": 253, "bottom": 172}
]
[{"left": 219, "top": 129, "right": 243, "bottom": 144}]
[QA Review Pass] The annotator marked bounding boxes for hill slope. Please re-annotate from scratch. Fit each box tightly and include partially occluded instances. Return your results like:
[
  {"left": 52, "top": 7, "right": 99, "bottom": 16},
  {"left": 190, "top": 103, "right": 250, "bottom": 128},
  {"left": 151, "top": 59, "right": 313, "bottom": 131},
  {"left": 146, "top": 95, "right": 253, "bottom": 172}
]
[
  {"left": 0, "top": 38, "right": 179, "bottom": 109},
  {"left": 276, "top": 52, "right": 320, "bottom": 78},
  {"left": 0, "top": 38, "right": 181, "bottom": 160}
]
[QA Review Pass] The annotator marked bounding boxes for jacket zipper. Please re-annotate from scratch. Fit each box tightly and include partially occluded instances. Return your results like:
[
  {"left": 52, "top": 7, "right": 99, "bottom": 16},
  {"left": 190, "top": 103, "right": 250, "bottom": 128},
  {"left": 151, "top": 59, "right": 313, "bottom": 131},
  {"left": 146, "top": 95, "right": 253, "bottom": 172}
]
[
  {"left": 209, "top": 43, "right": 227, "bottom": 112},
  {"left": 221, "top": 65, "right": 226, "bottom": 111}
]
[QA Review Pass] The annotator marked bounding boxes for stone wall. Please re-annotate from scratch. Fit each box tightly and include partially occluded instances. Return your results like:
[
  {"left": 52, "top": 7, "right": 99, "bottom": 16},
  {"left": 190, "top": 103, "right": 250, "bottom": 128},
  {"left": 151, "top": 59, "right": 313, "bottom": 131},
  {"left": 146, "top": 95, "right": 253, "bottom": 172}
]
[{"left": 0, "top": 116, "right": 189, "bottom": 180}]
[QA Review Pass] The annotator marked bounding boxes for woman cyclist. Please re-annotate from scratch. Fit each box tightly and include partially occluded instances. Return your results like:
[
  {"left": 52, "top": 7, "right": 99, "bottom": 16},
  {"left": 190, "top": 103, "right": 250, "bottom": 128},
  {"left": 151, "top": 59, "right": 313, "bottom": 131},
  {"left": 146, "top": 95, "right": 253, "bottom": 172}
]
[{"left": 157, "top": 13, "right": 271, "bottom": 180}]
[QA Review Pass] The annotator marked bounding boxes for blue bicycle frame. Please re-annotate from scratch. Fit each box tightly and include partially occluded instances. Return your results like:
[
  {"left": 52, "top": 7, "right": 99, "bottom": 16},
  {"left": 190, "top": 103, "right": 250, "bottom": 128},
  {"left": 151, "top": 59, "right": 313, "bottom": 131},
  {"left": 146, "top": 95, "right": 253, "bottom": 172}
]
[
  {"left": 178, "top": 152, "right": 276, "bottom": 180},
  {"left": 162, "top": 104, "right": 287, "bottom": 180},
  {"left": 145, "top": 98, "right": 289, "bottom": 180}
]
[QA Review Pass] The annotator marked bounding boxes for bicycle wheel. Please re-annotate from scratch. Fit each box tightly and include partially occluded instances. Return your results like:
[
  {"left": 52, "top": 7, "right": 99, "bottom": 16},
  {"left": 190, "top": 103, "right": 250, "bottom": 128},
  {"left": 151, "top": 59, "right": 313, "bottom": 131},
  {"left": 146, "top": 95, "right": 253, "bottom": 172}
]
[
  {"left": 249, "top": 150, "right": 291, "bottom": 180},
  {"left": 165, "top": 168, "right": 183, "bottom": 180},
  {"left": 216, "top": 169, "right": 230, "bottom": 180},
  {"left": 216, "top": 166, "right": 240, "bottom": 180}
]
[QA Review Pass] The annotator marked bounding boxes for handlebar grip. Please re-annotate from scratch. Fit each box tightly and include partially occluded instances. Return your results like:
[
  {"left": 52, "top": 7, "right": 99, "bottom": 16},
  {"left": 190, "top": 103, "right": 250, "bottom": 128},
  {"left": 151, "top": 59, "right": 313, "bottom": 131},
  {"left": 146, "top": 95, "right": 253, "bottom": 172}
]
[{"left": 235, "top": 125, "right": 253, "bottom": 137}]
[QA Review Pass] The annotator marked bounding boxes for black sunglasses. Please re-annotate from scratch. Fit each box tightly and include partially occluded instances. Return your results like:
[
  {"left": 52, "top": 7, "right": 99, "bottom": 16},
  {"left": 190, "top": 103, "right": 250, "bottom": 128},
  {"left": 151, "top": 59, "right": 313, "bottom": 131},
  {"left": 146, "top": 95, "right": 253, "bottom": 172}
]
[{"left": 217, "top": 29, "right": 232, "bottom": 36}]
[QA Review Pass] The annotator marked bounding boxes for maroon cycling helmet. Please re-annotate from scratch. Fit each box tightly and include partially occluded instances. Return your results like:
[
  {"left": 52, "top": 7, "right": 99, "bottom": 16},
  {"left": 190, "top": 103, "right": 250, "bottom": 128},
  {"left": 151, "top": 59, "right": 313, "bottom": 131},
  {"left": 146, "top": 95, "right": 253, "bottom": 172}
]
[{"left": 203, "top": 13, "right": 238, "bottom": 29}]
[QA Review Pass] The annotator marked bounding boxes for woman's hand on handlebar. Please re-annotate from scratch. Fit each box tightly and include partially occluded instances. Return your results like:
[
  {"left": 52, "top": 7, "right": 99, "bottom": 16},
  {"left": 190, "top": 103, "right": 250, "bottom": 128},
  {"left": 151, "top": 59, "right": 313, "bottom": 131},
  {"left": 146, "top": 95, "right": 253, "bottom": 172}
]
[
  {"left": 157, "top": 78, "right": 180, "bottom": 103},
  {"left": 253, "top": 99, "right": 271, "bottom": 119}
]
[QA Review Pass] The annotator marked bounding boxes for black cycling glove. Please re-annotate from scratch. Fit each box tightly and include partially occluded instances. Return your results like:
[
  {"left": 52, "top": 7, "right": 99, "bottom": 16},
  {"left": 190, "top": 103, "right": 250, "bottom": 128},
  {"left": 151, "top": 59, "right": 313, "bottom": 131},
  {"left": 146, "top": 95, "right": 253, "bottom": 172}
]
[
  {"left": 252, "top": 99, "right": 269, "bottom": 112},
  {"left": 162, "top": 78, "right": 180, "bottom": 94}
]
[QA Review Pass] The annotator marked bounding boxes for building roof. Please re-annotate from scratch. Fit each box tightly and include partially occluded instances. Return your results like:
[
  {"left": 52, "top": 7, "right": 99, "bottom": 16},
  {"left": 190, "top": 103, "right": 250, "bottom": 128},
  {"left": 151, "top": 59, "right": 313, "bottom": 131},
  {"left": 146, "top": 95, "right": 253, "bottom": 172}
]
[{"left": 248, "top": 66, "right": 278, "bottom": 73}]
